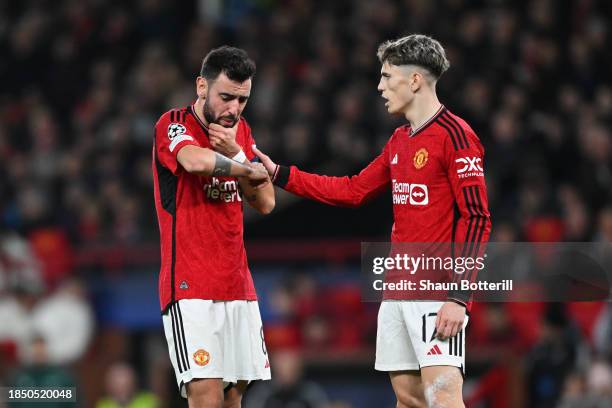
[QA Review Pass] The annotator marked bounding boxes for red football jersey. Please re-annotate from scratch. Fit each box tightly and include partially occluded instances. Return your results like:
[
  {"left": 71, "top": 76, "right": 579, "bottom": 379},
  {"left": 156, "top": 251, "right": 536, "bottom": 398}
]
[
  {"left": 152, "top": 105, "right": 258, "bottom": 312},
  {"left": 274, "top": 106, "right": 491, "bottom": 305}
]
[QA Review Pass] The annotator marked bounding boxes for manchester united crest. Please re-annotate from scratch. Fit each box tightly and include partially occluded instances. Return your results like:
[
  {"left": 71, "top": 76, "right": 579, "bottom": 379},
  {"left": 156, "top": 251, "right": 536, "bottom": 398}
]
[
  {"left": 413, "top": 148, "right": 428, "bottom": 169},
  {"left": 193, "top": 349, "right": 210, "bottom": 366}
]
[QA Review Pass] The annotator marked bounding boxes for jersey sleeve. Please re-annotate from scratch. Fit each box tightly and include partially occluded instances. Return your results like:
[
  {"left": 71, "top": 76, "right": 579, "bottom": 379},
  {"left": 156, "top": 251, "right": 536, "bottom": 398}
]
[
  {"left": 155, "top": 113, "right": 201, "bottom": 175},
  {"left": 239, "top": 119, "right": 258, "bottom": 162},
  {"left": 274, "top": 141, "right": 392, "bottom": 208},
  {"left": 445, "top": 130, "right": 492, "bottom": 305}
]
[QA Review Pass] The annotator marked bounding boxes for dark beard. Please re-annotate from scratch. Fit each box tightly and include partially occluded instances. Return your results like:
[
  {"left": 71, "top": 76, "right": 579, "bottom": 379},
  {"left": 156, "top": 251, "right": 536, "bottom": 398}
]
[{"left": 202, "top": 99, "right": 238, "bottom": 128}]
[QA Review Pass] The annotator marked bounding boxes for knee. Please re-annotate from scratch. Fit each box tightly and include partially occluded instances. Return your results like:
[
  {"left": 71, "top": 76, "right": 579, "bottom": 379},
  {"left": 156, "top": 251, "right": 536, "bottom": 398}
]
[
  {"left": 189, "top": 395, "right": 223, "bottom": 408},
  {"left": 187, "top": 383, "right": 223, "bottom": 408},
  {"left": 396, "top": 391, "right": 426, "bottom": 408},
  {"left": 222, "top": 394, "right": 242, "bottom": 408},
  {"left": 423, "top": 374, "right": 464, "bottom": 408},
  {"left": 222, "top": 382, "right": 247, "bottom": 408}
]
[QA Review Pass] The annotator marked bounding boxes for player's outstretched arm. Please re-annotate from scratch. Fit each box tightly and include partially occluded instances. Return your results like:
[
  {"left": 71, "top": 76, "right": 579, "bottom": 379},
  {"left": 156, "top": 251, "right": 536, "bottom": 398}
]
[
  {"left": 177, "top": 145, "right": 266, "bottom": 182},
  {"left": 252, "top": 145, "right": 390, "bottom": 208},
  {"left": 251, "top": 145, "right": 278, "bottom": 178}
]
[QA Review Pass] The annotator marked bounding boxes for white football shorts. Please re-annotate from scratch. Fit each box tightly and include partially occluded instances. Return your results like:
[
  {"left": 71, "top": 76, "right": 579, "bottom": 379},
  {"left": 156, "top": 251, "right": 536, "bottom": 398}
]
[
  {"left": 375, "top": 300, "right": 468, "bottom": 373},
  {"left": 162, "top": 299, "right": 271, "bottom": 398}
]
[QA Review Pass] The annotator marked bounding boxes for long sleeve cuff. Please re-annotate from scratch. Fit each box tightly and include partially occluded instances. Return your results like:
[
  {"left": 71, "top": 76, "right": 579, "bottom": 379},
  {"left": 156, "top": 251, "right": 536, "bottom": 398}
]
[
  {"left": 447, "top": 289, "right": 470, "bottom": 307},
  {"left": 273, "top": 165, "right": 291, "bottom": 188}
]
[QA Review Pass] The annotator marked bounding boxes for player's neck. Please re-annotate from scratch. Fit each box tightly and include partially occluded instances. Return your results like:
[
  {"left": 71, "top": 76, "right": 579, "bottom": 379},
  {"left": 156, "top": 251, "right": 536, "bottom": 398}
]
[
  {"left": 193, "top": 99, "right": 210, "bottom": 128},
  {"left": 404, "top": 95, "right": 442, "bottom": 131}
]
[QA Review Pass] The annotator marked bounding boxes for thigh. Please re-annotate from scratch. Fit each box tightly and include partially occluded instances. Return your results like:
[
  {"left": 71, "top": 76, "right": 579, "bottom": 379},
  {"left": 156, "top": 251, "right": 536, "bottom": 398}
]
[
  {"left": 402, "top": 301, "right": 467, "bottom": 373},
  {"left": 221, "top": 301, "right": 271, "bottom": 383},
  {"left": 163, "top": 299, "right": 271, "bottom": 400},
  {"left": 162, "top": 300, "right": 224, "bottom": 398},
  {"left": 375, "top": 301, "right": 420, "bottom": 371}
]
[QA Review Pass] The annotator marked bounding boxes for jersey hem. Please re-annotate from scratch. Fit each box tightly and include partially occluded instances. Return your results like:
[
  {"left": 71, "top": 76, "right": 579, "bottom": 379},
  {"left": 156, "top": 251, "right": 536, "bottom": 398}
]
[{"left": 160, "top": 296, "right": 259, "bottom": 314}]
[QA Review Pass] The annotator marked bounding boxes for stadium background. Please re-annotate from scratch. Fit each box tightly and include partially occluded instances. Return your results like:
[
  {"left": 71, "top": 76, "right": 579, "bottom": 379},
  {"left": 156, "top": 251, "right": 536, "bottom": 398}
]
[{"left": 0, "top": 0, "right": 611, "bottom": 407}]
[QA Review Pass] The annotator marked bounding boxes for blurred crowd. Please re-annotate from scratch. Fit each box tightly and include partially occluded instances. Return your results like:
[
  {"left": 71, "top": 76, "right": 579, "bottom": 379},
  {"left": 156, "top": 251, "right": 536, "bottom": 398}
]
[
  {"left": 1, "top": 0, "right": 610, "bottom": 243},
  {"left": 1, "top": 0, "right": 612, "bottom": 407}
]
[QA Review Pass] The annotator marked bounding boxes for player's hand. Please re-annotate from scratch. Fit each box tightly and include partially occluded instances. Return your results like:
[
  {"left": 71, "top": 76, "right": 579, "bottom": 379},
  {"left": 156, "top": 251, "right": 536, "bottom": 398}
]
[
  {"left": 209, "top": 122, "right": 241, "bottom": 158},
  {"left": 435, "top": 301, "right": 466, "bottom": 340},
  {"left": 251, "top": 145, "right": 277, "bottom": 178},
  {"left": 247, "top": 162, "right": 270, "bottom": 187}
]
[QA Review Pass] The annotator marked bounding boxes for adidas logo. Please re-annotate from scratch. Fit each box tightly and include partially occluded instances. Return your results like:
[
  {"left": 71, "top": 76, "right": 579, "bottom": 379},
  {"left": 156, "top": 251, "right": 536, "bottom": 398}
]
[
  {"left": 391, "top": 154, "right": 398, "bottom": 164},
  {"left": 427, "top": 345, "right": 443, "bottom": 355},
  {"left": 179, "top": 281, "right": 189, "bottom": 290}
]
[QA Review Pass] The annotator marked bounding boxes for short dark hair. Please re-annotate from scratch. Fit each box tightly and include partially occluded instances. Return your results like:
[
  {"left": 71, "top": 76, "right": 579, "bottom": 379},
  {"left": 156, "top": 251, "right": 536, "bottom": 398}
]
[
  {"left": 377, "top": 34, "right": 450, "bottom": 79},
  {"left": 200, "top": 46, "right": 256, "bottom": 83}
]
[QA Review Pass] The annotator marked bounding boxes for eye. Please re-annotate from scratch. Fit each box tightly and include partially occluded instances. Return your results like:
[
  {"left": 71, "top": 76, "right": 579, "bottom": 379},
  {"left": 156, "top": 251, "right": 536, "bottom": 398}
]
[
  {"left": 221, "top": 95, "right": 232, "bottom": 101},
  {"left": 238, "top": 96, "right": 249, "bottom": 104}
]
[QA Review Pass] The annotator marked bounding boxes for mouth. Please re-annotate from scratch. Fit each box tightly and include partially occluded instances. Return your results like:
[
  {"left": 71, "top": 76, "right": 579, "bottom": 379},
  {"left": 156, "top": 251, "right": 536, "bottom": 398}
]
[{"left": 218, "top": 117, "right": 236, "bottom": 127}]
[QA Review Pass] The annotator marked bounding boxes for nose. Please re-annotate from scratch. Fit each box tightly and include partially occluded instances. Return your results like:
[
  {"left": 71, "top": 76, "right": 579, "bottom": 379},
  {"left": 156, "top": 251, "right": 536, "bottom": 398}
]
[
  {"left": 226, "top": 99, "right": 240, "bottom": 116},
  {"left": 377, "top": 79, "right": 384, "bottom": 93}
]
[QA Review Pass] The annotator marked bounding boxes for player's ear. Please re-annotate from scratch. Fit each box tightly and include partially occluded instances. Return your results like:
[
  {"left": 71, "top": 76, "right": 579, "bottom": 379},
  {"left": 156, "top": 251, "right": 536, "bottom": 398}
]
[
  {"left": 410, "top": 72, "right": 421, "bottom": 92},
  {"left": 196, "top": 76, "right": 208, "bottom": 99}
]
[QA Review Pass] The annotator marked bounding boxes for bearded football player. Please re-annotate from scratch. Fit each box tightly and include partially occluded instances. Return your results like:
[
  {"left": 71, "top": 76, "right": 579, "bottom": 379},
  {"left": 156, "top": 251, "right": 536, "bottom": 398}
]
[{"left": 152, "top": 46, "right": 274, "bottom": 408}]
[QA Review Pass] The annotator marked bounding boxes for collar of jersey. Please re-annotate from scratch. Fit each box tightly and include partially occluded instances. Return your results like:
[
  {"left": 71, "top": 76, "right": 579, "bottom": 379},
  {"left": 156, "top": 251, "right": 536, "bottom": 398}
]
[
  {"left": 409, "top": 105, "right": 446, "bottom": 138},
  {"left": 189, "top": 104, "right": 210, "bottom": 135}
]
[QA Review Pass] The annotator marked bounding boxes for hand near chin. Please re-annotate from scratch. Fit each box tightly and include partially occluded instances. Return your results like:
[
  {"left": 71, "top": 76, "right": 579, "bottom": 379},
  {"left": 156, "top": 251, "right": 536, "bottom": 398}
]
[{"left": 209, "top": 122, "right": 241, "bottom": 158}]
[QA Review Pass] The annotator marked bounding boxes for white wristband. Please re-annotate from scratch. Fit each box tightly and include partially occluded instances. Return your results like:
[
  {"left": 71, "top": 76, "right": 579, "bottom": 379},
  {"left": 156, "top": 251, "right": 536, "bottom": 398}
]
[{"left": 232, "top": 150, "right": 247, "bottom": 163}]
